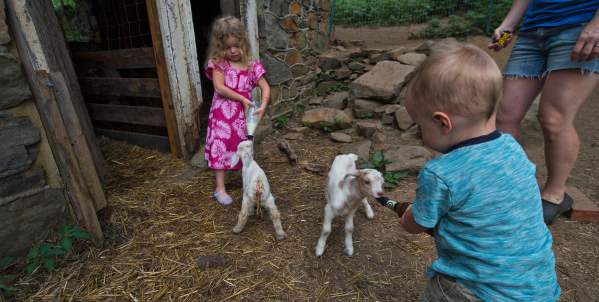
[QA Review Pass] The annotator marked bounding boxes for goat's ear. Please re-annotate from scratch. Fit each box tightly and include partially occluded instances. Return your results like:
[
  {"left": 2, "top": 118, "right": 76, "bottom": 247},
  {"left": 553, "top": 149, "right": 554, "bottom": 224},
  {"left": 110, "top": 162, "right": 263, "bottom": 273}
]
[
  {"left": 339, "top": 173, "right": 357, "bottom": 188},
  {"left": 230, "top": 153, "right": 240, "bottom": 167}
]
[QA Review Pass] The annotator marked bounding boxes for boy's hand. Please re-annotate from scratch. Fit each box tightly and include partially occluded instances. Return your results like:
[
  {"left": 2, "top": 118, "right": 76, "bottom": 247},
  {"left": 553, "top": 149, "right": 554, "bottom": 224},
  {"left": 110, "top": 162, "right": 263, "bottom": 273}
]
[{"left": 376, "top": 197, "right": 412, "bottom": 217}]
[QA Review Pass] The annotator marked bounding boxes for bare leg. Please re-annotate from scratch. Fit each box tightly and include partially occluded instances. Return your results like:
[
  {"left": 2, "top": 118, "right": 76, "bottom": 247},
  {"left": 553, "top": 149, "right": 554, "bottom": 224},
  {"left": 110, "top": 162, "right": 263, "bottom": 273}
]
[
  {"left": 496, "top": 77, "right": 544, "bottom": 139},
  {"left": 233, "top": 195, "right": 252, "bottom": 233},
  {"left": 343, "top": 208, "right": 357, "bottom": 256},
  {"left": 264, "top": 195, "right": 286, "bottom": 240},
  {"left": 361, "top": 198, "right": 374, "bottom": 219},
  {"left": 315, "top": 204, "right": 334, "bottom": 256},
  {"left": 538, "top": 70, "right": 599, "bottom": 203}
]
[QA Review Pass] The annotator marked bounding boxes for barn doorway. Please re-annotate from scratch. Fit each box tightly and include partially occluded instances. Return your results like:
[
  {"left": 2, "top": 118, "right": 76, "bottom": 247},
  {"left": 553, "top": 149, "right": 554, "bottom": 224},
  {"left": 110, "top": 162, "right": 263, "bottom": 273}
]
[{"left": 189, "top": 1, "right": 223, "bottom": 141}]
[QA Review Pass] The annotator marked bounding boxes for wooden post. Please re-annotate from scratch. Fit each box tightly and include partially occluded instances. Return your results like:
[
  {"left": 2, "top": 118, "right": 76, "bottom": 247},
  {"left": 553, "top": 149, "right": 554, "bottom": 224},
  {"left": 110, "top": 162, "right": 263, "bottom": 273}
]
[
  {"left": 6, "top": 0, "right": 104, "bottom": 243},
  {"left": 146, "top": 0, "right": 203, "bottom": 159}
]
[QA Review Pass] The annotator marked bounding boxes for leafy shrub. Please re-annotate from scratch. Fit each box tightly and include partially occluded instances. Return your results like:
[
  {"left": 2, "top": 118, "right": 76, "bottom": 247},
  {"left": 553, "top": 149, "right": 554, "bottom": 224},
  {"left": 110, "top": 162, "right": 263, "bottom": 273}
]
[{"left": 359, "top": 150, "right": 408, "bottom": 188}]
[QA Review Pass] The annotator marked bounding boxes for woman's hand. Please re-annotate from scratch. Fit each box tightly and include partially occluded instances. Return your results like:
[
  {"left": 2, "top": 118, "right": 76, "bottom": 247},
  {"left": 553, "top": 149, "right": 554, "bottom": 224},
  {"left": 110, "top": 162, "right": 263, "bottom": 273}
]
[
  {"left": 572, "top": 23, "right": 599, "bottom": 61},
  {"left": 488, "top": 26, "right": 514, "bottom": 51}
]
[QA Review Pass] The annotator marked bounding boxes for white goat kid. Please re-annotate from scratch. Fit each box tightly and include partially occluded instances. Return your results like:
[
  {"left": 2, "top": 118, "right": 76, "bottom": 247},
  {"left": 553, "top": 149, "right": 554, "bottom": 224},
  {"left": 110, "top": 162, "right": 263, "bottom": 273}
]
[
  {"left": 230, "top": 141, "right": 286, "bottom": 240},
  {"left": 315, "top": 153, "right": 384, "bottom": 256}
]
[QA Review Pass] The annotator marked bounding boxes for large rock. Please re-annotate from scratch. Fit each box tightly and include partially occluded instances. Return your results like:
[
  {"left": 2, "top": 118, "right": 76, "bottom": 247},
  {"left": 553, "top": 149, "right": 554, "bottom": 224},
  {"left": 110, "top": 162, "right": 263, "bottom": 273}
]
[
  {"left": 394, "top": 106, "right": 414, "bottom": 130},
  {"left": 350, "top": 61, "right": 415, "bottom": 102},
  {"left": 0, "top": 113, "right": 41, "bottom": 148},
  {"left": 0, "top": 188, "right": 67, "bottom": 258},
  {"left": 261, "top": 54, "right": 292, "bottom": 85},
  {"left": 388, "top": 47, "right": 407, "bottom": 61},
  {"left": 384, "top": 146, "right": 432, "bottom": 172},
  {"left": 0, "top": 54, "right": 33, "bottom": 109},
  {"left": 318, "top": 50, "right": 348, "bottom": 71},
  {"left": 261, "top": 14, "right": 289, "bottom": 50},
  {"left": 333, "top": 67, "right": 352, "bottom": 80},
  {"left": 330, "top": 132, "right": 352, "bottom": 143},
  {"left": 323, "top": 91, "right": 348, "bottom": 110},
  {"left": 0, "top": 0, "right": 9, "bottom": 44},
  {"left": 395, "top": 52, "right": 427, "bottom": 67},
  {"left": 356, "top": 120, "right": 381, "bottom": 138},
  {"left": 413, "top": 40, "right": 434, "bottom": 55},
  {"left": 353, "top": 99, "right": 386, "bottom": 119},
  {"left": 302, "top": 108, "right": 352, "bottom": 130},
  {"left": 0, "top": 167, "right": 45, "bottom": 199},
  {"left": 347, "top": 61, "right": 367, "bottom": 72},
  {"left": 340, "top": 140, "right": 372, "bottom": 160}
]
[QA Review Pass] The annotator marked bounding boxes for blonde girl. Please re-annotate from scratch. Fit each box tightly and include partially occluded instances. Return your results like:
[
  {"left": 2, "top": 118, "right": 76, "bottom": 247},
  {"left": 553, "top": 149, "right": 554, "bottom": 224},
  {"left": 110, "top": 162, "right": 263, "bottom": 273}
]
[{"left": 204, "top": 16, "right": 270, "bottom": 205}]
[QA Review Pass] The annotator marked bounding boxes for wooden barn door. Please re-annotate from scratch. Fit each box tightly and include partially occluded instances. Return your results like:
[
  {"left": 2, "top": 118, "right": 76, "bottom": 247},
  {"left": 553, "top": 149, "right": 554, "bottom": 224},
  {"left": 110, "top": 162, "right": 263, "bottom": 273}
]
[{"left": 6, "top": 0, "right": 105, "bottom": 243}]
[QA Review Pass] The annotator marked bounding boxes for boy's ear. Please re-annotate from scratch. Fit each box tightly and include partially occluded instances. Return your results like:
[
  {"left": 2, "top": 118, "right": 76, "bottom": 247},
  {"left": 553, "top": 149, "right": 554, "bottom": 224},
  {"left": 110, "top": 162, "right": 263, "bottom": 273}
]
[{"left": 432, "top": 112, "right": 453, "bottom": 133}]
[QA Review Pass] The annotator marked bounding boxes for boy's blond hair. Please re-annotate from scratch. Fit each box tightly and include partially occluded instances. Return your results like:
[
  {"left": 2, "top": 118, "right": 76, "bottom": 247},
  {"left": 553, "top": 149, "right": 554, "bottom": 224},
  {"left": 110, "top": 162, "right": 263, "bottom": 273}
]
[
  {"left": 207, "top": 16, "right": 250, "bottom": 65},
  {"left": 406, "top": 44, "right": 502, "bottom": 120}
]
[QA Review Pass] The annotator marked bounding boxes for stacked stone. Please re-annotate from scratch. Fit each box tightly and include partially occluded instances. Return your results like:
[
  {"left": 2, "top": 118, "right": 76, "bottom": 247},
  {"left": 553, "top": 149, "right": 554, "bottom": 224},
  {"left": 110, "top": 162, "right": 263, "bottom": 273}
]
[
  {"left": 0, "top": 0, "right": 67, "bottom": 258},
  {"left": 257, "top": 0, "right": 332, "bottom": 119}
]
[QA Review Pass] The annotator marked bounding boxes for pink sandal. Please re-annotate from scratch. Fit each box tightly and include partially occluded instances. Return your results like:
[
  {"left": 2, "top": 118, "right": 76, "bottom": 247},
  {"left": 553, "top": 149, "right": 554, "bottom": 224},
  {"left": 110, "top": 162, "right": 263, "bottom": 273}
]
[{"left": 213, "top": 191, "right": 233, "bottom": 206}]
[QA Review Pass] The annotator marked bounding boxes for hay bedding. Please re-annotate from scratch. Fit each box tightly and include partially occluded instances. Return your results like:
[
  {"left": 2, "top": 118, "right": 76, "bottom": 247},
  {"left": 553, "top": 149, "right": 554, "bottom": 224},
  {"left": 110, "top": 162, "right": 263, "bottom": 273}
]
[{"left": 13, "top": 132, "right": 435, "bottom": 302}]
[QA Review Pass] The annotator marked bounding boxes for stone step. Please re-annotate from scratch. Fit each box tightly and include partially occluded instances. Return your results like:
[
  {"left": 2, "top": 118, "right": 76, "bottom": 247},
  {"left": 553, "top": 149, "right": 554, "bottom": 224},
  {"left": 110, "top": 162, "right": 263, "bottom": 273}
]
[{"left": 566, "top": 186, "right": 599, "bottom": 223}]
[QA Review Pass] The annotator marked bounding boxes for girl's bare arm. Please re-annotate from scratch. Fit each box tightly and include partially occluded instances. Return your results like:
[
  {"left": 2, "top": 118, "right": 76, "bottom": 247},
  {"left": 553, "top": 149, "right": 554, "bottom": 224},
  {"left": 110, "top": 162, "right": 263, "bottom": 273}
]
[{"left": 212, "top": 69, "right": 253, "bottom": 107}]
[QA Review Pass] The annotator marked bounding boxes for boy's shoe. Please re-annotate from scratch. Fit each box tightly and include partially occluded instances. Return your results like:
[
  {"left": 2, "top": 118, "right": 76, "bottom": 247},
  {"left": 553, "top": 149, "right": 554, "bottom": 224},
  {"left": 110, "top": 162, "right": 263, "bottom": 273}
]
[
  {"left": 542, "top": 193, "right": 573, "bottom": 225},
  {"left": 213, "top": 191, "right": 233, "bottom": 206}
]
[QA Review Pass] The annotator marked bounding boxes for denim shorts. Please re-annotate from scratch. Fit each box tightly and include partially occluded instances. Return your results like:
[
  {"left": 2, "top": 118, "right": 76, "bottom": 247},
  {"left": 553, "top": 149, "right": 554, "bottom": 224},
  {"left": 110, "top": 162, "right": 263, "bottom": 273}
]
[{"left": 504, "top": 24, "right": 599, "bottom": 78}]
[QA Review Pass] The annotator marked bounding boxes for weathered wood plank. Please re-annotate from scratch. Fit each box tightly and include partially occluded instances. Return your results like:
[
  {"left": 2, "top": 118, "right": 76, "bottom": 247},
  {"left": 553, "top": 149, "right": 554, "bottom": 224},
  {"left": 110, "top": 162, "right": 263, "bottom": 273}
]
[
  {"left": 88, "top": 103, "right": 166, "bottom": 127},
  {"left": 72, "top": 47, "right": 155, "bottom": 69},
  {"left": 6, "top": 1, "right": 104, "bottom": 243},
  {"left": 79, "top": 77, "right": 161, "bottom": 98},
  {"left": 50, "top": 72, "right": 107, "bottom": 211},
  {"left": 6, "top": 0, "right": 106, "bottom": 181},
  {"left": 95, "top": 128, "right": 170, "bottom": 152},
  {"left": 147, "top": 0, "right": 203, "bottom": 159}
]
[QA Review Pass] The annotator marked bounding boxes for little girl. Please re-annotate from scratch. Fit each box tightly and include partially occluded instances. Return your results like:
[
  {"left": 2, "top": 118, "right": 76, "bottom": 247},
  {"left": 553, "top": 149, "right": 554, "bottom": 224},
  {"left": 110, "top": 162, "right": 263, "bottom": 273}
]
[{"left": 204, "top": 16, "right": 270, "bottom": 205}]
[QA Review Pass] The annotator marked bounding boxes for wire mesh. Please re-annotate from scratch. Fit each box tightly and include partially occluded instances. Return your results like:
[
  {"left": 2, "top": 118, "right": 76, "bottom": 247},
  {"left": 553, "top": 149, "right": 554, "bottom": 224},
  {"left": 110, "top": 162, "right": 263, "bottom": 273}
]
[{"left": 93, "top": 0, "right": 153, "bottom": 50}]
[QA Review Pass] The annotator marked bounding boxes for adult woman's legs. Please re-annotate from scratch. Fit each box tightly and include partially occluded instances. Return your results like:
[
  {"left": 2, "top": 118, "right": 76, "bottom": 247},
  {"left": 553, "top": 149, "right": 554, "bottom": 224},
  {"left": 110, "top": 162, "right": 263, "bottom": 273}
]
[
  {"left": 538, "top": 70, "right": 599, "bottom": 204},
  {"left": 497, "top": 77, "right": 544, "bottom": 138}
]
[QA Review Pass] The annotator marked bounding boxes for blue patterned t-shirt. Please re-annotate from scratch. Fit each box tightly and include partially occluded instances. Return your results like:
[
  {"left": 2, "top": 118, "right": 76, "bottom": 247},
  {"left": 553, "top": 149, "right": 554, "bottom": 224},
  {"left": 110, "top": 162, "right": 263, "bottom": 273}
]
[{"left": 412, "top": 131, "right": 560, "bottom": 302}]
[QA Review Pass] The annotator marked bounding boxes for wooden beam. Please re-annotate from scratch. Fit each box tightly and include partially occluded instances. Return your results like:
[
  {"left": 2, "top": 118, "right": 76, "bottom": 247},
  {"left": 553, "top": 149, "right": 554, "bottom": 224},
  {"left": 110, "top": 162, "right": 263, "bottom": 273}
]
[
  {"left": 88, "top": 104, "right": 166, "bottom": 127},
  {"left": 146, "top": 0, "right": 203, "bottom": 159},
  {"left": 72, "top": 47, "right": 155, "bottom": 69},
  {"left": 95, "top": 128, "right": 170, "bottom": 153},
  {"left": 6, "top": 0, "right": 106, "bottom": 182},
  {"left": 6, "top": 0, "right": 104, "bottom": 243},
  {"left": 79, "top": 77, "right": 161, "bottom": 98}
]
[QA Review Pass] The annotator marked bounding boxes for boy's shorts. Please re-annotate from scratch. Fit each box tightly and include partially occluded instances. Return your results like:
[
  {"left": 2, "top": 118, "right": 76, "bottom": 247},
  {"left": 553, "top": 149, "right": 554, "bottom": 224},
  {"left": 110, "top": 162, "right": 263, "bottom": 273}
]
[
  {"left": 504, "top": 24, "right": 599, "bottom": 78},
  {"left": 420, "top": 274, "right": 480, "bottom": 302}
]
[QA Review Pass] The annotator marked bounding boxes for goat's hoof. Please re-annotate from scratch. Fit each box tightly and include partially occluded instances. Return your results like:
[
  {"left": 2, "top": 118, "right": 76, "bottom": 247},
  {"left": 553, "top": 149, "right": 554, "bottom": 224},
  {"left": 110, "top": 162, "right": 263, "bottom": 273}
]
[
  {"left": 232, "top": 226, "right": 243, "bottom": 233},
  {"left": 344, "top": 247, "right": 354, "bottom": 256},
  {"left": 365, "top": 211, "right": 374, "bottom": 219},
  {"left": 315, "top": 246, "right": 325, "bottom": 257},
  {"left": 275, "top": 232, "right": 286, "bottom": 240}
]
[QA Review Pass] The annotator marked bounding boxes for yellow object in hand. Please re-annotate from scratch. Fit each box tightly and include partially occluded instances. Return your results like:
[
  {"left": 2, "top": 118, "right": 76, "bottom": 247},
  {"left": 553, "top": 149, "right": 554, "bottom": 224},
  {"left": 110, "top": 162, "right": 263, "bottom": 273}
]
[{"left": 496, "top": 31, "right": 512, "bottom": 47}]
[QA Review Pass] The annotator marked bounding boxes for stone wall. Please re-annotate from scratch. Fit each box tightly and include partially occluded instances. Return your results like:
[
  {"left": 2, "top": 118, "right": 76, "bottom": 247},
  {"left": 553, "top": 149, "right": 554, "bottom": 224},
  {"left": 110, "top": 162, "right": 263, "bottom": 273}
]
[
  {"left": 253, "top": 0, "right": 332, "bottom": 118},
  {"left": 0, "top": 0, "right": 68, "bottom": 258}
]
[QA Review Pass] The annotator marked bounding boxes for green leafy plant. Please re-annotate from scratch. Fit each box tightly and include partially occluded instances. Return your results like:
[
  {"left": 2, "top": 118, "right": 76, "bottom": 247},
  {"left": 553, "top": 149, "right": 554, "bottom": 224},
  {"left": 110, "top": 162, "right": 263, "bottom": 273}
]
[
  {"left": 359, "top": 150, "right": 408, "bottom": 188},
  {"left": 319, "top": 122, "right": 334, "bottom": 133},
  {"left": 0, "top": 257, "right": 15, "bottom": 297},
  {"left": 25, "top": 225, "right": 90, "bottom": 275},
  {"left": 274, "top": 112, "right": 293, "bottom": 129}
]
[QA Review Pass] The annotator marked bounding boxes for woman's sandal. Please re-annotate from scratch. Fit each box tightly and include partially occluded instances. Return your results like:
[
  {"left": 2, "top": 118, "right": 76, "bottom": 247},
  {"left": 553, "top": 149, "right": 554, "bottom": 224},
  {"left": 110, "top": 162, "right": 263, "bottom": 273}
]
[
  {"left": 542, "top": 193, "right": 574, "bottom": 225},
  {"left": 213, "top": 191, "right": 233, "bottom": 206}
]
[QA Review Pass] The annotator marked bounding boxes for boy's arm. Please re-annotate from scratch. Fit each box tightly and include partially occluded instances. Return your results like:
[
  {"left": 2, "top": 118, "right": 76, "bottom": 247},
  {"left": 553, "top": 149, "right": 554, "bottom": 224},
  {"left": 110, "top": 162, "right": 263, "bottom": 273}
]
[
  {"left": 401, "top": 206, "right": 434, "bottom": 235},
  {"left": 376, "top": 197, "right": 434, "bottom": 236}
]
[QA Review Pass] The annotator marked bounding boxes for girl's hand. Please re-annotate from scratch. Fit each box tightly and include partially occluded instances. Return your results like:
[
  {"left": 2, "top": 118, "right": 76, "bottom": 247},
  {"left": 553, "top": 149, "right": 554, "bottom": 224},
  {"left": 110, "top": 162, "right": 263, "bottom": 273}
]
[
  {"left": 241, "top": 98, "right": 253, "bottom": 109},
  {"left": 253, "top": 105, "right": 267, "bottom": 119},
  {"left": 488, "top": 26, "right": 514, "bottom": 51},
  {"left": 572, "top": 23, "right": 599, "bottom": 61}
]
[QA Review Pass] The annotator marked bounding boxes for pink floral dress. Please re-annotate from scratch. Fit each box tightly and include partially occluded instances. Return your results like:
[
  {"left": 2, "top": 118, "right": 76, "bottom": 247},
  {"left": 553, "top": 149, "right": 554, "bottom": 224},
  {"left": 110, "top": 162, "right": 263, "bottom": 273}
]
[{"left": 204, "top": 59, "right": 266, "bottom": 170}]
